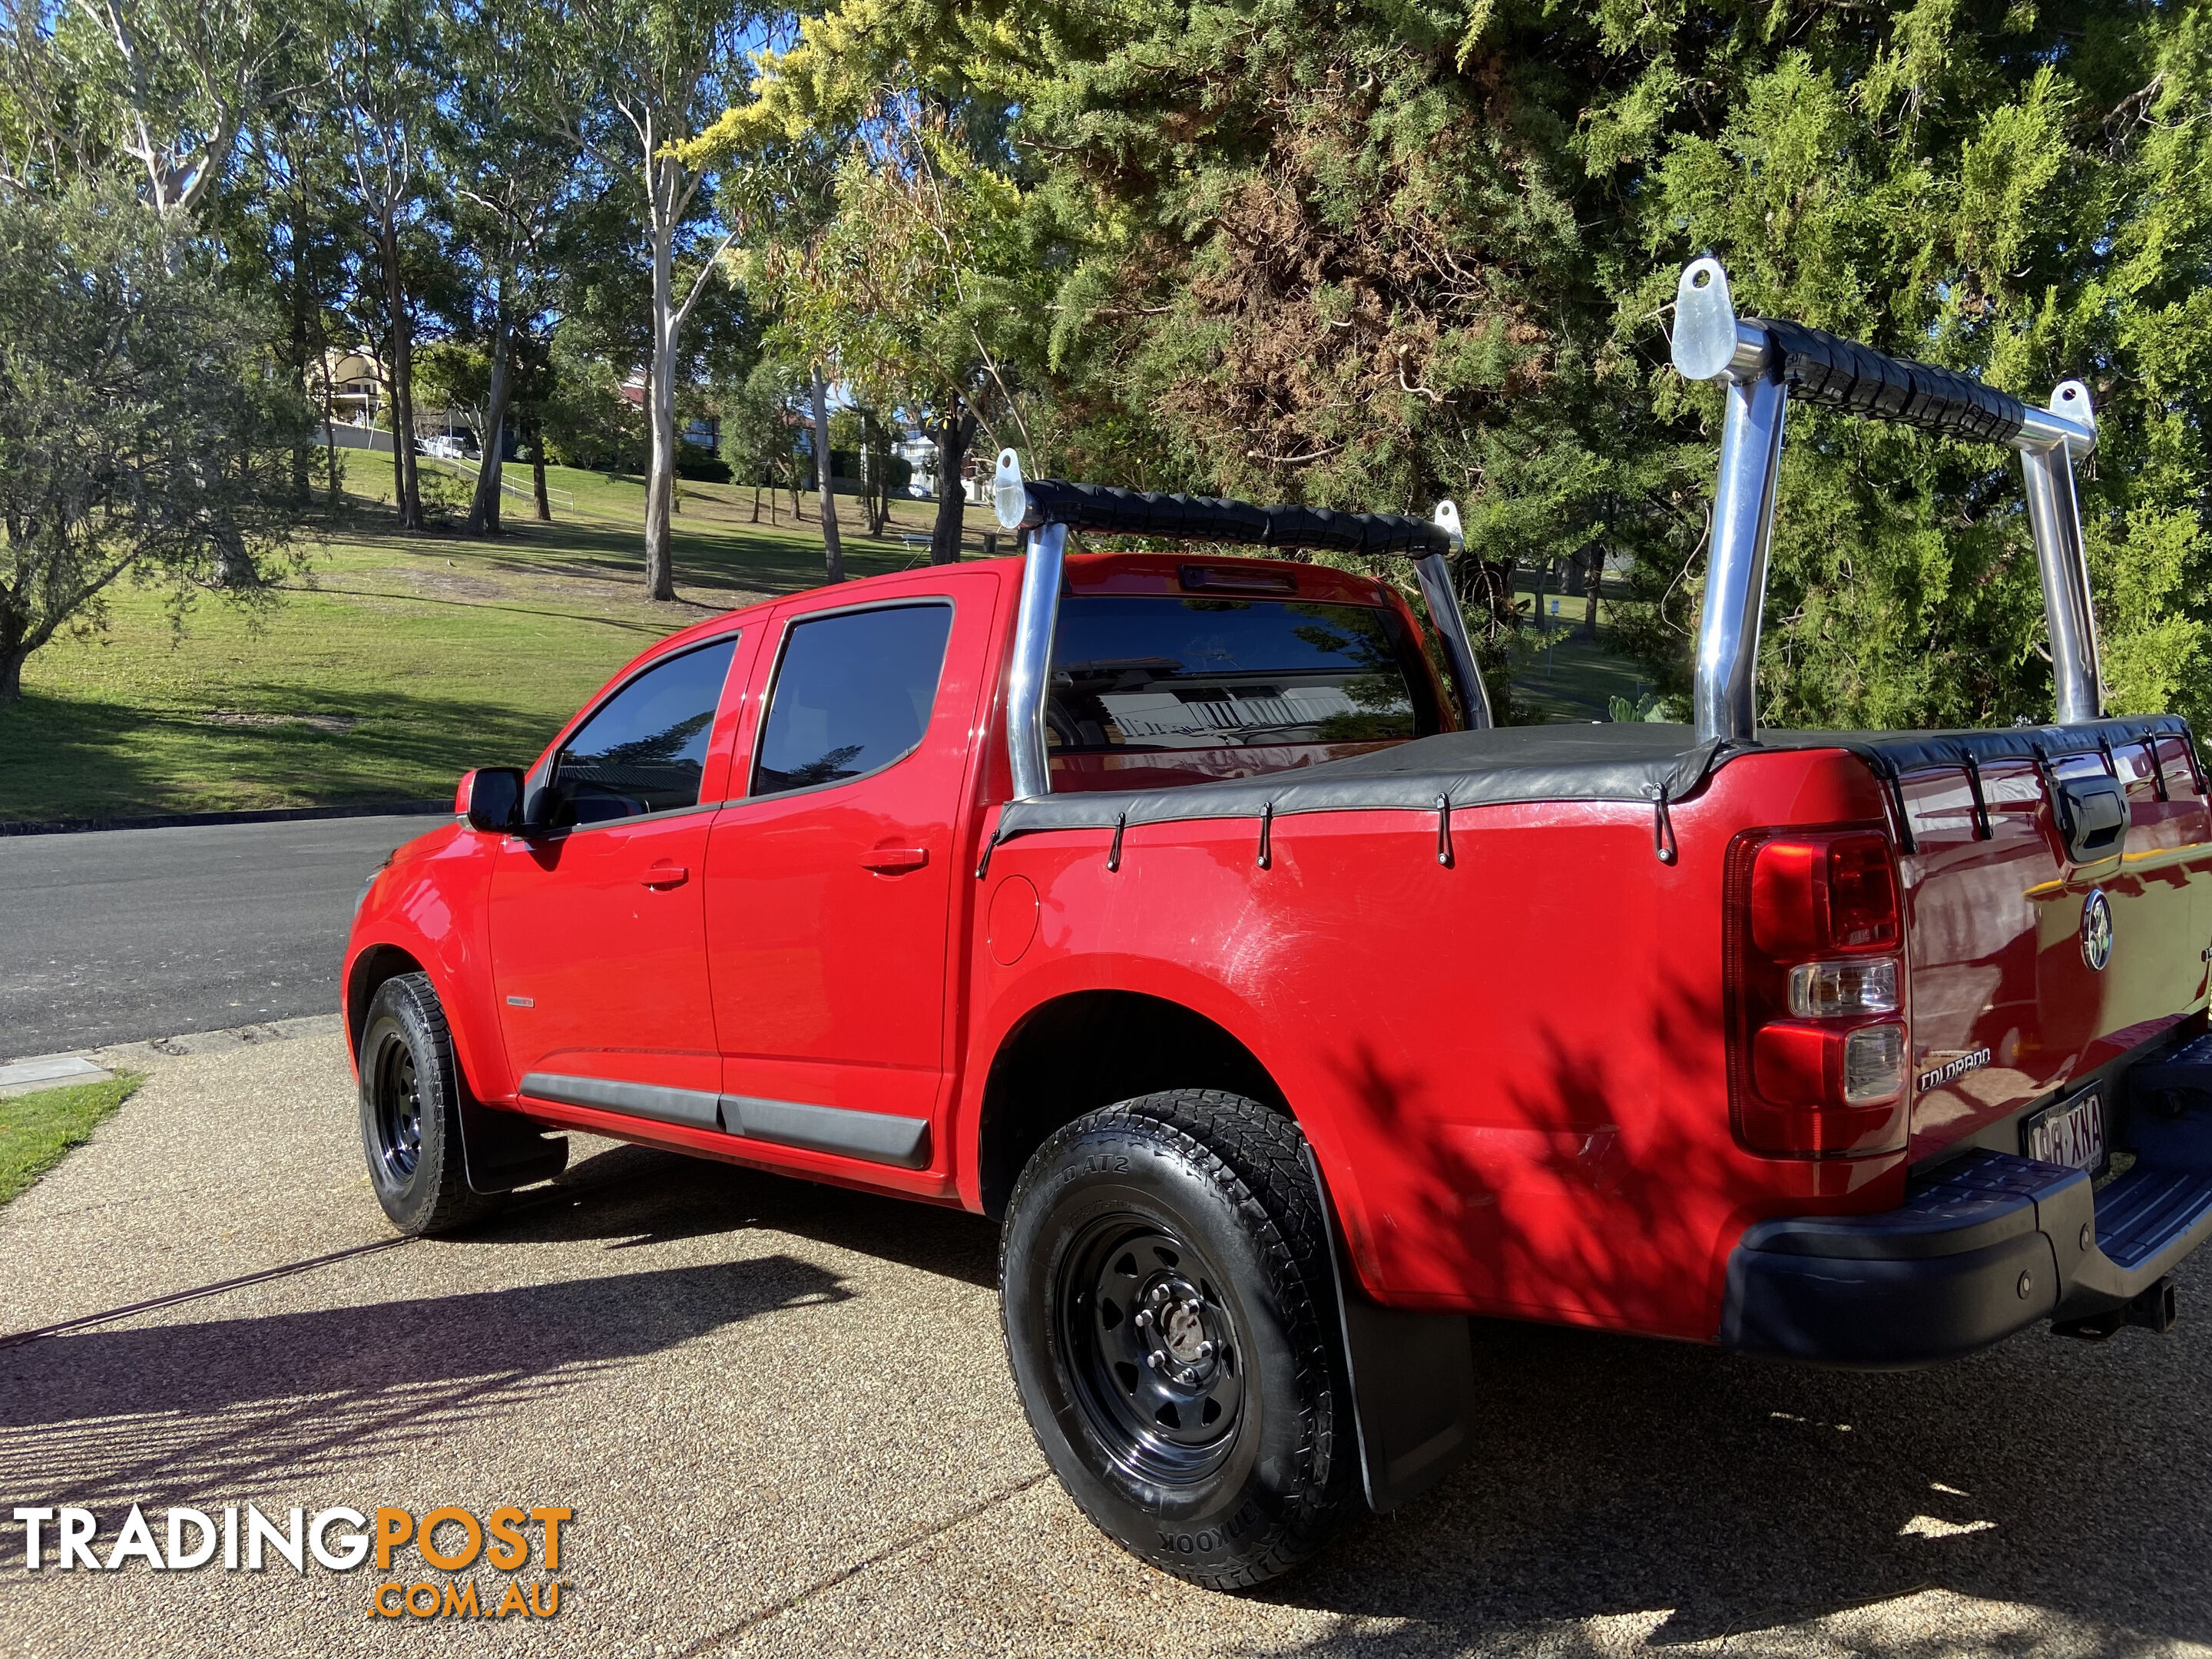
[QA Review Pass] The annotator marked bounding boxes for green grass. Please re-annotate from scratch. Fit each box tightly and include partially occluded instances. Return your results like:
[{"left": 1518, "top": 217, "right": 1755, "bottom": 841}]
[
  {"left": 0, "top": 1074, "right": 141, "bottom": 1207},
  {"left": 1507, "top": 578, "right": 1660, "bottom": 723},
  {"left": 1, "top": 453, "right": 1005, "bottom": 823}
]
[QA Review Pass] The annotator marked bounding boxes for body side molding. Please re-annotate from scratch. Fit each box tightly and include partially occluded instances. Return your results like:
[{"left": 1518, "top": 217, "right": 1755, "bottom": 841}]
[{"left": 518, "top": 1071, "right": 931, "bottom": 1169}]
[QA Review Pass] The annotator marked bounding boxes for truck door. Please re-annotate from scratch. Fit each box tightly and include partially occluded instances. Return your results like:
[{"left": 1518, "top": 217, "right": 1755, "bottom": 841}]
[
  {"left": 488, "top": 634, "right": 742, "bottom": 1114},
  {"left": 704, "top": 574, "right": 998, "bottom": 1156}
]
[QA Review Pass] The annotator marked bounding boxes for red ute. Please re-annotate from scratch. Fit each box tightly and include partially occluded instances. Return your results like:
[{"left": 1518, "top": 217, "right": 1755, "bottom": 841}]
[{"left": 342, "top": 263, "right": 2212, "bottom": 1589}]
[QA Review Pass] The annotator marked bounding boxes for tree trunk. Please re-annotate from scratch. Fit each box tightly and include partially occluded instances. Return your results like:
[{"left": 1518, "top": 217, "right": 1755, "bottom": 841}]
[
  {"left": 751, "top": 485, "right": 761, "bottom": 524},
  {"left": 929, "top": 407, "right": 975, "bottom": 565},
  {"left": 0, "top": 644, "right": 24, "bottom": 704},
  {"left": 289, "top": 229, "right": 313, "bottom": 508},
  {"left": 811, "top": 370, "right": 845, "bottom": 582},
  {"left": 523, "top": 412, "right": 551, "bottom": 520},
  {"left": 1581, "top": 545, "right": 1601, "bottom": 641},
  {"left": 641, "top": 155, "right": 682, "bottom": 601},
  {"left": 857, "top": 413, "right": 871, "bottom": 535},
  {"left": 382, "top": 224, "right": 422, "bottom": 531},
  {"left": 469, "top": 306, "right": 512, "bottom": 538}
]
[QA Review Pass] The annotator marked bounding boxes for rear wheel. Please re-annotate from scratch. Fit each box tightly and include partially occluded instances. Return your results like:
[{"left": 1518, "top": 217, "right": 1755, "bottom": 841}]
[
  {"left": 358, "top": 972, "right": 501, "bottom": 1236},
  {"left": 1000, "top": 1090, "right": 1356, "bottom": 1588}
]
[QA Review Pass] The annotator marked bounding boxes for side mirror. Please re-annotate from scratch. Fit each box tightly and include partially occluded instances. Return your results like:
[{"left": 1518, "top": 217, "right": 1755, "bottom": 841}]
[{"left": 455, "top": 767, "right": 524, "bottom": 834}]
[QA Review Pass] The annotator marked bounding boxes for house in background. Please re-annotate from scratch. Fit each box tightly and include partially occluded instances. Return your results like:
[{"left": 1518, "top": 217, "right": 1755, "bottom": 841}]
[{"left": 618, "top": 372, "right": 720, "bottom": 453}]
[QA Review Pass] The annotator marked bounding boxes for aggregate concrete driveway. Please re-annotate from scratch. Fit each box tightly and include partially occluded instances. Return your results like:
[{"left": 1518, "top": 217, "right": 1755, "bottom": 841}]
[{"left": 3, "top": 1036, "right": 2210, "bottom": 1659}]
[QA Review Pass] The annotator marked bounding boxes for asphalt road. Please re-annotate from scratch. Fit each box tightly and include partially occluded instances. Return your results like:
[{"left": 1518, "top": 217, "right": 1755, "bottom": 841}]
[
  {"left": 0, "top": 815, "right": 439, "bottom": 1060},
  {"left": 4, "top": 1033, "right": 2210, "bottom": 1659}
]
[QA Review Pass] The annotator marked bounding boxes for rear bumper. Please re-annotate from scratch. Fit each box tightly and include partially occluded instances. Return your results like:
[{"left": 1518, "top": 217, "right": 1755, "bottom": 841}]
[{"left": 1722, "top": 1111, "right": 2212, "bottom": 1367}]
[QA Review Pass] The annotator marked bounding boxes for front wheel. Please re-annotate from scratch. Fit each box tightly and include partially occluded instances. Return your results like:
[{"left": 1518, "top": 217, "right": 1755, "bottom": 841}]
[
  {"left": 358, "top": 972, "right": 501, "bottom": 1236},
  {"left": 1000, "top": 1091, "right": 1357, "bottom": 1589}
]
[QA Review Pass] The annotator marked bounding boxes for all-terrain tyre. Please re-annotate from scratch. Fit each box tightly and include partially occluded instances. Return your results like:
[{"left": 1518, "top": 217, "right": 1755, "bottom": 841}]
[
  {"left": 1000, "top": 1090, "right": 1357, "bottom": 1589},
  {"left": 358, "top": 972, "right": 502, "bottom": 1236}
]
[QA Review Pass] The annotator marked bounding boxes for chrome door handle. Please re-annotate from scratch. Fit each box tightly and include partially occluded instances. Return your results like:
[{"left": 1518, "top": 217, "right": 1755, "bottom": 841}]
[
  {"left": 860, "top": 847, "right": 929, "bottom": 874},
  {"left": 641, "top": 863, "right": 690, "bottom": 889}
]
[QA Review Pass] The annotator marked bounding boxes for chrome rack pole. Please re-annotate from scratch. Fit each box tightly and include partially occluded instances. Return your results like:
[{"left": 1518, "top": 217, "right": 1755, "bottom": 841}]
[
  {"left": 1414, "top": 499, "right": 1494, "bottom": 729},
  {"left": 2013, "top": 382, "right": 2102, "bottom": 724},
  {"left": 995, "top": 449, "right": 1065, "bottom": 801},
  {"left": 1673, "top": 257, "right": 1786, "bottom": 747}
]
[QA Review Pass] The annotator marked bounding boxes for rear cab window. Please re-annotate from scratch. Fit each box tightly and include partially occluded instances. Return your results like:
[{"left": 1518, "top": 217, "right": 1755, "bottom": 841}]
[{"left": 1047, "top": 557, "right": 1446, "bottom": 793}]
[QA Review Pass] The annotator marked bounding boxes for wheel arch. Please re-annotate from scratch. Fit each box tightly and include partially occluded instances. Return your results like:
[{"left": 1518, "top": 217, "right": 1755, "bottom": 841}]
[{"left": 973, "top": 989, "right": 1290, "bottom": 1219}]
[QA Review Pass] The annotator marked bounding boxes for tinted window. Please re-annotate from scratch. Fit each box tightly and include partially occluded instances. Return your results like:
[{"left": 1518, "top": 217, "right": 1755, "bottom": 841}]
[
  {"left": 1047, "top": 595, "right": 1433, "bottom": 793},
  {"left": 550, "top": 637, "right": 737, "bottom": 826},
  {"left": 753, "top": 604, "right": 953, "bottom": 796}
]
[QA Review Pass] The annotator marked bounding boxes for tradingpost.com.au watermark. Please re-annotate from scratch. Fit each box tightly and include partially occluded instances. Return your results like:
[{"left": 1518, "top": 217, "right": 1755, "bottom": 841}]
[{"left": 11, "top": 1503, "right": 571, "bottom": 1620}]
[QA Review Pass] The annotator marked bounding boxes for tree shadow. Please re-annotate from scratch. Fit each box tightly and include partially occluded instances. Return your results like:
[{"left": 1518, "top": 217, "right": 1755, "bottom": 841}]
[{"left": 0, "top": 1254, "right": 847, "bottom": 1515}]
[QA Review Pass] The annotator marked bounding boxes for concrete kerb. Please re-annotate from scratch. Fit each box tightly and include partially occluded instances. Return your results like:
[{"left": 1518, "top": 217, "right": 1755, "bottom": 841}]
[{"left": 1, "top": 1012, "right": 345, "bottom": 1098}]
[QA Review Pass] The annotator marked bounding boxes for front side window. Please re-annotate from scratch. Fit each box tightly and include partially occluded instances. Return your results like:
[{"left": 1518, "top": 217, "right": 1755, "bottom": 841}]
[
  {"left": 753, "top": 604, "right": 954, "bottom": 797},
  {"left": 548, "top": 637, "right": 738, "bottom": 826},
  {"left": 1047, "top": 595, "right": 1437, "bottom": 793}
]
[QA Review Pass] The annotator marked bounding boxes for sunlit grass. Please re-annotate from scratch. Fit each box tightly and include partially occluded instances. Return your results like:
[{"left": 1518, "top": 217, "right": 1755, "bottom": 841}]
[
  {"left": 2, "top": 454, "right": 998, "bottom": 823},
  {"left": 0, "top": 1074, "right": 141, "bottom": 1207}
]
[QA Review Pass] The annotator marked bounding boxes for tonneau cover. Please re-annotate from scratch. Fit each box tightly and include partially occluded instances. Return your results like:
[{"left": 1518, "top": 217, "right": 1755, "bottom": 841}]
[{"left": 991, "top": 716, "right": 2198, "bottom": 845}]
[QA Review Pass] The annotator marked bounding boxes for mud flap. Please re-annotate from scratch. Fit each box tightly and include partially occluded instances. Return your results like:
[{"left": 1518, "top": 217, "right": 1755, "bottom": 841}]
[
  {"left": 1301, "top": 1147, "right": 1478, "bottom": 1512},
  {"left": 458, "top": 1091, "right": 568, "bottom": 1196}
]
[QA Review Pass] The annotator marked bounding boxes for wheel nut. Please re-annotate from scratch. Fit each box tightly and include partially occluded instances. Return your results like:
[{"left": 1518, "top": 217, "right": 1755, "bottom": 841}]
[
  {"left": 1134, "top": 1310, "right": 1151, "bottom": 1330},
  {"left": 1147, "top": 1353, "right": 1164, "bottom": 1369},
  {"left": 1197, "top": 1341, "right": 1214, "bottom": 1359},
  {"left": 1180, "top": 1368, "right": 1199, "bottom": 1384}
]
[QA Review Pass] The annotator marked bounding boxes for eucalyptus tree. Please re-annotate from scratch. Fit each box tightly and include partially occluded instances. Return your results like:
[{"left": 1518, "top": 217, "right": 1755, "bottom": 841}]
[
  {"left": 546, "top": 0, "right": 764, "bottom": 598},
  {"left": 0, "top": 0, "right": 298, "bottom": 216},
  {"left": 437, "top": 0, "right": 584, "bottom": 535},
  {"left": 325, "top": 0, "right": 442, "bottom": 531}
]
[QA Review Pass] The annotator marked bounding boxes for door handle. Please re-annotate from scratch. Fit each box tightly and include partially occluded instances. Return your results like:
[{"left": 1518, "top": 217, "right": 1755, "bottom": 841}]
[
  {"left": 861, "top": 846, "right": 929, "bottom": 874},
  {"left": 641, "top": 862, "right": 690, "bottom": 889}
]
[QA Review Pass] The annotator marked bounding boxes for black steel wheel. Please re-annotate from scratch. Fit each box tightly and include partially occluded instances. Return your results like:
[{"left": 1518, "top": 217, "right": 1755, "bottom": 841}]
[
  {"left": 1061, "top": 1218, "right": 1247, "bottom": 1485},
  {"left": 1002, "top": 1090, "right": 1356, "bottom": 1589},
  {"left": 356, "top": 972, "right": 500, "bottom": 1236},
  {"left": 370, "top": 1037, "right": 424, "bottom": 1183}
]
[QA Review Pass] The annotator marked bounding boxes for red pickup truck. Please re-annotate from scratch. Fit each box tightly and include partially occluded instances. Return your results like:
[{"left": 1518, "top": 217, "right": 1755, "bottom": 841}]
[{"left": 343, "top": 263, "right": 2212, "bottom": 1589}]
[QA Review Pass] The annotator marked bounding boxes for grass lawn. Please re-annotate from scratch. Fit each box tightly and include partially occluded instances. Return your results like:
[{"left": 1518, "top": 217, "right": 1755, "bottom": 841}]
[
  {"left": 0, "top": 1074, "right": 141, "bottom": 1207},
  {"left": 1, "top": 454, "right": 1006, "bottom": 823},
  {"left": 2, "top": 457, "right": 1664, "bottom": 821},
  {"left": 1505, "top": 577, "right": 1662, "bottom": 723}
]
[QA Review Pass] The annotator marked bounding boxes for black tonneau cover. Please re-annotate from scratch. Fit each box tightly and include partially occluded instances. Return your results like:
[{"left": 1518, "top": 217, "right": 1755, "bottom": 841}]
[{"left": 991, "top": 716, "right": 2197, "bottom": 846}]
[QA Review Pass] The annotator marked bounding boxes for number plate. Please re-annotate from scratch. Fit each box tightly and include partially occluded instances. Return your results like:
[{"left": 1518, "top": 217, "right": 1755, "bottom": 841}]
[{"left": 2024, "top": 1089, "right": 2106, "bottom": 1174}]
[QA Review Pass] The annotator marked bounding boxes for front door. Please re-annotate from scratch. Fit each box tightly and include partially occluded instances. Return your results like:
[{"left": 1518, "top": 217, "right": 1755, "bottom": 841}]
[
  {"left": 706, "top": 578, "right": 996, "bottom": 1158},
  {"left": 490, "top": 634, "right": 740, "bottom": 1120}
]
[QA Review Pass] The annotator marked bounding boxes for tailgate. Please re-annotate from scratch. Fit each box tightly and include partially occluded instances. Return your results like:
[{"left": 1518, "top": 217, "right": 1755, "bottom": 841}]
[{"left": 1899, "top": 724, "right": 2212, "bottom": 1158}]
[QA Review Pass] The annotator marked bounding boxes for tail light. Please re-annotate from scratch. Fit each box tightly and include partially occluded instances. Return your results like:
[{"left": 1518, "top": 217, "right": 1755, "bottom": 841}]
[{"left": 1726, "top": 829, "right": 1909, "bottom": 1156}]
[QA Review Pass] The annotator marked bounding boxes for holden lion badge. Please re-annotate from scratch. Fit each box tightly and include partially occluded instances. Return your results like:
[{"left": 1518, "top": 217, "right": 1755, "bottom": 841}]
[{"left": 2081, "top": 888, "right": 2114, "bottom": 972}]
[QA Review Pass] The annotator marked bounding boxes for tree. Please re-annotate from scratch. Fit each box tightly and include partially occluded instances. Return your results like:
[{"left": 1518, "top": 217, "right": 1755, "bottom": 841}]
[
  {"left": 327, "top": 0, "right": 442, "bottom": 531},
  {"left": 720, "top": 101, "right": 1054, "bottom": 565},
  {"left": 551, "top": 0, "right": 761, "bottom": 598},
  {"left": 0, "top": 180, "right": 312, "bottom": 701},
  {"left": 2, "top": 0, "right": 297, "bottom": 217},
  {"left": 439, "top": 0, "right": 583, "bottom": 535}
]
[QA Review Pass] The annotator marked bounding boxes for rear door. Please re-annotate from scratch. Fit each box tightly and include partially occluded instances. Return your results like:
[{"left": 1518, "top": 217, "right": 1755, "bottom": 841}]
[
  {"left": 488, "top": 633, "right": 743, "bottom": 1117},
  {"left": 704, "top": 571, "right": 1001, "bottom": 1162}
]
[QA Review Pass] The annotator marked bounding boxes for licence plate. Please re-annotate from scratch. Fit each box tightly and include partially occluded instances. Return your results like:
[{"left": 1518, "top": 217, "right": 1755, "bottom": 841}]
[{"left": 2025, "top": 1089, "right": 2107, "bottom": 1174}]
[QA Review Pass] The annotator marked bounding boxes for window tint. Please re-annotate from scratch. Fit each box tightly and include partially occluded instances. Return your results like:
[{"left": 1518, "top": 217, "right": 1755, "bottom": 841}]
[
  {"left": 550, "top": 637, "right": 737, "bottom": 826},
  {"left": 753, "top": 604, "right": 954, "bottom": 796},
  {"left": 1047, "top": 595, "right": 1433, "bottom": 793}
]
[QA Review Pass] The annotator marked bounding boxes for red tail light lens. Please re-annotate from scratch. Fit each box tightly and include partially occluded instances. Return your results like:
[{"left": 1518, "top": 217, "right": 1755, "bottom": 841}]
[
  {"left": 1750, "top": 832, "right": 1901, "bottom": 955},
  {"left": 1727, "top": 829, "right": 1909, "bottom": 1157}
]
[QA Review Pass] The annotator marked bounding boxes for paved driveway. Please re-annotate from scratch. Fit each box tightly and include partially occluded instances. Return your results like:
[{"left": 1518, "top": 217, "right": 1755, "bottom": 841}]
[
  {"left": 2, "top": 1036, "right": 2208, "bottom": 1657},
  {"left": 0, "top": 815, "right": 435, "bottom": 1058}
]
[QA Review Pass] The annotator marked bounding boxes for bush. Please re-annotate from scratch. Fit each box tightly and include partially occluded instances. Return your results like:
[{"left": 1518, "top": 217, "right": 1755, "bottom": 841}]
[{"left": 674, "top": 451, "right": 731, "bottom": 483}]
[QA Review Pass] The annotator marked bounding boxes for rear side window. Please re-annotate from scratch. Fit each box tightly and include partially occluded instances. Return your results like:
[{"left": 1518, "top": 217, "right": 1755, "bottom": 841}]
[
  {"left": 753, "top": 604, "right": 954, "bottom": 796},
  {"left": 551, "top": 637, "right": 738, "bottom": 826},
  {"left": 1048, "top": 595, "right": 1436, "bottom": 793}
]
